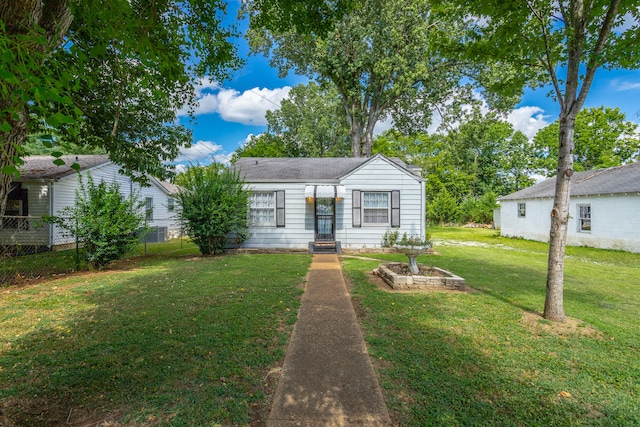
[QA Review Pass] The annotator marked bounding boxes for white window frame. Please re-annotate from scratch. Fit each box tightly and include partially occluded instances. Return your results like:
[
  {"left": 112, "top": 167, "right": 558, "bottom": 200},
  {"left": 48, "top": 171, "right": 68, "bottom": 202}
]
[
  {"left": 578, "top": 204, "right": 591, "bottom": 233},
  {"left": 145, "top": 197, "right": 154, "bottom": 221},
  {"left": 249, "top": 191, "right": 276, "bottom": 227},
  {"left": 517, "top": 202, "right": 526, "bottom": 218},
  {"left": 167, "top": 197, "right": 175, "bottom": 212},
  {"left": 362, "top": 191, "right": 390, "bottom": 226}
]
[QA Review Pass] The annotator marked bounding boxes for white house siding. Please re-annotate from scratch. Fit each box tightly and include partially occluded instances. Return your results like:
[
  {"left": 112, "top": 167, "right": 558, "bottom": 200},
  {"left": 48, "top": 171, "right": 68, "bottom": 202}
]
[
  {"left": 51, "top": 163, "right": 180, "bottom": 245},
  {"left": 0, "top": 181, "right": 50, "bottom": 246},
  {"left": 242, "top": 157, "right": 425, "bottom": 250},
  {"left": 500, "top": 194, "right": 640, "bottom": 253},
  {"left": 339, "top": 157, "right": 425, "bottom": 249},
  {"left": 242, "top": 183, "right": 314, "bottom": 249}
]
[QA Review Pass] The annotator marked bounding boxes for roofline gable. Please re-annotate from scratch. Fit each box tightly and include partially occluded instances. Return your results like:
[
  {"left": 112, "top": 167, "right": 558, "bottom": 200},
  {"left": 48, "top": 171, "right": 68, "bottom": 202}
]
[{"left": 339, "top": 153, "right": 424, "bottom": 182}]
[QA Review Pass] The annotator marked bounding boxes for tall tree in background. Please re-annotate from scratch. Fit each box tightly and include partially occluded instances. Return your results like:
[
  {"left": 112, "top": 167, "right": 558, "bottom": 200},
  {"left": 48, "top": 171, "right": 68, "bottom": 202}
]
[
  {"left": 464, "top": 0, "right": 640, "bottom": 321},
  {"left": 0, "top": 0, "right": 238, "bottom": 214},
  {"left": 533, "top": 106, "right": 640, "bottom": 176},
  {"left": 245, "top": 0, "right": 474, "bottom": 157},
  {"left": 233, "top": 82, "right": 351, "bottom": 159}
]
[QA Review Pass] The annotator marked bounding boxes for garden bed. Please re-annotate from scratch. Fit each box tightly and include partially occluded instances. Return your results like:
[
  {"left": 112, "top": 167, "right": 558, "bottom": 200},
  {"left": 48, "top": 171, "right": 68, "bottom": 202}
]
[{"left": 374, "top": 262, "right": 465, "bottom": 290}]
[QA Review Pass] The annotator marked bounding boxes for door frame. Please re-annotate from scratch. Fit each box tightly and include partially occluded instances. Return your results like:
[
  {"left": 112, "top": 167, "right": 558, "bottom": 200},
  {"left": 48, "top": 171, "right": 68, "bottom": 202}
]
[{"left": 314, "top": 197, "right": 335, "bottom": 241}]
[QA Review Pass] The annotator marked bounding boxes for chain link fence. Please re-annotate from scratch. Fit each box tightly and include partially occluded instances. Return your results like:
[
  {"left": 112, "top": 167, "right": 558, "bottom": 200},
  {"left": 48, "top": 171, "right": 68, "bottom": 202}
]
[{"left": 0, "top": 216, "right": 184, "bottom": 287}]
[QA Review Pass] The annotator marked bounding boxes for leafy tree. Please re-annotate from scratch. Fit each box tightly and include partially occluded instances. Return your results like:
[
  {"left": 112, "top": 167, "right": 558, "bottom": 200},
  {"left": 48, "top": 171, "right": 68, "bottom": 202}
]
[
  {"left": 266, "top": 82, "right": 351, "bottom": 157},
  {"left": 231, "top": 133, "right": 291, "bottom": 161},
  {"left": 462, "top": 0, "right": 640, "bottom": 321},
  {"left": 533, "top": 106, "right": 639, "bottom": 176},
  {"left": 0, "top": 1, "right": 238, "bottom": 215},
  {"left": 232, "top": 82, "right": 351, "bottom": 160},
  {"left": 246, "top": 0, "right": 474, "bottom": 158},
  {"left": 50, "top": 174, "right": 145, "bottom": 269},
  {"left": 426, "top": 188, "right": 459, "bottom": 225},
  {"left": 176, "top": 164, "right": 250, "bottom": 255}
]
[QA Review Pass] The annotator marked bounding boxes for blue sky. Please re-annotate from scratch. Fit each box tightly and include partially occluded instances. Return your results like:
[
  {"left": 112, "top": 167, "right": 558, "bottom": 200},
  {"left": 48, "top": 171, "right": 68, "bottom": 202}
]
[{"left": 174, "top": 3, "right": 640, "bottom": 168}]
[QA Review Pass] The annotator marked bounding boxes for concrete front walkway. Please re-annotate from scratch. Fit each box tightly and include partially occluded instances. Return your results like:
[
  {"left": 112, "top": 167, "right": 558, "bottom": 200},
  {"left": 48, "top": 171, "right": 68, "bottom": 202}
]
[{"left": 267, "top": 254, "right": 392, "bottom": 426}]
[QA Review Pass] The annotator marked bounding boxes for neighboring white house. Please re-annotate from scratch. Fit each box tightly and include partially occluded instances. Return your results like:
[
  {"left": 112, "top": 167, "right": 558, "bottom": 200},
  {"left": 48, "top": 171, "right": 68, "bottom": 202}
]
[
  {"left": 498, "top": 161, "right": 640, "bottom": 253},
  {"left": 0, "top": 155, "right": 181, "bottom": 249},
  {"left": 234, "top": 154, "right": 426, "bottom": 252}
]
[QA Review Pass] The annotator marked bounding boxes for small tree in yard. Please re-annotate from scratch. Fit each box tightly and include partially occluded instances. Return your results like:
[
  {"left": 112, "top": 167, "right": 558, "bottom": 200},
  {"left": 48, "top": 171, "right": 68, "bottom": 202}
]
[
  {"left": 176, "top": 164, "right": 250, "bottom": 255},
  {"left": 51, "top": 175, "right": 146, "bottom": 269}
]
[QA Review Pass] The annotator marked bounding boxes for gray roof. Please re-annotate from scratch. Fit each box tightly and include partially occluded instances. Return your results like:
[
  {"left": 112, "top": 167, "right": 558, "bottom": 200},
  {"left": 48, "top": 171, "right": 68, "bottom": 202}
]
[
  {"left": 158, "top": 180, "right": 180, "bottom": 195},
  {"left": 233, "top": 155, "right": 421, "bottom": 182},
  {"left": 17, "top": 155, "right": 111, "bottom": 180},
  {"left": 501, "top": 161, "right": 640, "bottom": 200}
]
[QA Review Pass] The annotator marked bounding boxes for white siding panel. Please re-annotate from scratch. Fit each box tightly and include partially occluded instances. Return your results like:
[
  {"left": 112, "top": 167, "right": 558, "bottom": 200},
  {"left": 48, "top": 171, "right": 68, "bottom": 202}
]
[
  {"left": 242, "top": 157, "right": 426, "bottom": 250},
  {"left": 0, "top": 182, "right": 50, "bottom": 246},
  {"left": 500, "top": 194, "right": 640, "bottom": 253}
]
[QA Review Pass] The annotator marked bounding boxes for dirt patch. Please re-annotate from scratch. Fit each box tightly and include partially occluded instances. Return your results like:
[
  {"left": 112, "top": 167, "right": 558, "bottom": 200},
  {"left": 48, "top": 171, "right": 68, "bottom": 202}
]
[
  {"left": 521, "top": 311, "right": 604, "bottom": 338},
  {"left": 1, "top": 398, "right": 122, "bottom": 427},
  {"left": 384, "top": 263, "right": 448, "bottom": 277}
]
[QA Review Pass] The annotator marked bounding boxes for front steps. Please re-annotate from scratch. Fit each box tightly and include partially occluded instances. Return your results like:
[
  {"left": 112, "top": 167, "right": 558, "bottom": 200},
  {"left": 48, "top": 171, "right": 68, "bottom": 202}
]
[{"left": 309, "top": 241, "right": 341, "bottom": 254}]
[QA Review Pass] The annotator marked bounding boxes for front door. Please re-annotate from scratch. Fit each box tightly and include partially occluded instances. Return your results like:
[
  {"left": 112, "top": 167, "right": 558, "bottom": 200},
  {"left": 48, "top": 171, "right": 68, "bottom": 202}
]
[{"left": 315, "top": 198, "right": 335, "bottom": 241}]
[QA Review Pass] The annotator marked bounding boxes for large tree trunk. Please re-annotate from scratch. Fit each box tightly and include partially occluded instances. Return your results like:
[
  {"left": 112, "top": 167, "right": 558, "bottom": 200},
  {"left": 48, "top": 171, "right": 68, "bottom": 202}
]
[
  {"left": 0, "top": 0, "right": 73, "bottom": 215},
  {"left": 544, "top": 112, "right": 577, "bottom": 322}
]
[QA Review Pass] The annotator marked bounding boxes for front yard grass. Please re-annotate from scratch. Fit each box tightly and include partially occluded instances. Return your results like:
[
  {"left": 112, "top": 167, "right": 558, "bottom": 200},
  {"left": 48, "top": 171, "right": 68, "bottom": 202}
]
[
  {"left": 343, "top": 227, "right": 640, "bottom": 426},
  {"left": 0, "top": 250, "right": 311, "bottom": 426}
]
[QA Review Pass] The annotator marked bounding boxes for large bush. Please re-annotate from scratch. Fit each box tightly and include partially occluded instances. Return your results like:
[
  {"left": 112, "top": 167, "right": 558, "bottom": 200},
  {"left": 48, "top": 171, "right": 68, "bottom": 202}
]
[
  {"left": 51, "top": 174, "right": 146, "bottom": 269},
  {"left": 176, "top": 164, "right": 250, "bottom": 255}
]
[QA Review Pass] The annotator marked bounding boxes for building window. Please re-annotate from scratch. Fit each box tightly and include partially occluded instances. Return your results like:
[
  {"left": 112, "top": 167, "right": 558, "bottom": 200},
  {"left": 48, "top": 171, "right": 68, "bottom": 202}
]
[
  {"left": 518, "top": 203, "right": 526, "bottom": 218},
  {"left": 362, "top": 192, "right": 390, "bottom": 225},
  {"left": 250, "top": 192, "right": 276, "bottom": 226},
  {"left": 578, "top": 204, "right": 591, "bottom": 232},
  {"left": 2, "top": 184, "right": 29, "bottom": 230},
  {"left": 145, "top": 197, "right": 154, "bottom": 220},
  {"left": 167, "top": 197, "right": 175, "bottom": 212}
]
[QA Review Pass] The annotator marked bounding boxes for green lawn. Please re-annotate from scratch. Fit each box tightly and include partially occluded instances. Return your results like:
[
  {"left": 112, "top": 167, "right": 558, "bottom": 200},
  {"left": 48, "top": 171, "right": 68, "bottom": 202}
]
[
  {"left": 343, "top": 226, "right": 640, "bottom": 426},
  {"left": 0, "top": 248, "right": 311, "bottom": 426},
  {"left": 2, "top": 230, "right": 639, "bottom": 426}
]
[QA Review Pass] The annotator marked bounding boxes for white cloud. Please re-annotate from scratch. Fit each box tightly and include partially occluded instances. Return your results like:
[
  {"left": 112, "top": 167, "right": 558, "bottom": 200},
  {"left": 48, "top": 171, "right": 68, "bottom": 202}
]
[
  {"left": 373, "top": 117, "right": 394, "bottom": 136},
  {"left": 507, "top": 106, "right": 551, "bottom": 139},
  {"left": 177, "top": 83, "right": 292, "bottom": 126},
  {"left": 217, "top": 87, "right": 291, "bottom": 125},
  {"left": 611, "top": 79, "right": 640, "bottom": 91},
  {"left": 176, "top": 140, "right": 224, "bottom": 164}
]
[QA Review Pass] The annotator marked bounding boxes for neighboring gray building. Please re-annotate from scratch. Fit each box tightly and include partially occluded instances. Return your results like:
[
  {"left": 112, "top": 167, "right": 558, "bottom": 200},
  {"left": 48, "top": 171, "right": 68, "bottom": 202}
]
[
  {"left": 1, "top": 155, "right": 181, "bottom": 248},
  {"left": 498, "top": 161, "right": 640, "bottom": 253},
  {"left": 234, "top": 154, "right": 426, "bottom": 252}
]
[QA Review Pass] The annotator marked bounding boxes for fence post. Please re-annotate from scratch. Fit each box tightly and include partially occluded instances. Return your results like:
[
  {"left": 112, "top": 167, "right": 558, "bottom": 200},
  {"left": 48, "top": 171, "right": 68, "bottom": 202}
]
[{"left": 75, "top": 217, "right": 80, "bottom": 271}]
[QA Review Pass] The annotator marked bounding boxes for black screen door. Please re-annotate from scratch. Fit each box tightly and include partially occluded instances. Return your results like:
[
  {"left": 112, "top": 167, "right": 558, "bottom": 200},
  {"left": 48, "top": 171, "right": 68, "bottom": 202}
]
[{"left": 315, "top": 198, "right": 335, "bottom": 241}]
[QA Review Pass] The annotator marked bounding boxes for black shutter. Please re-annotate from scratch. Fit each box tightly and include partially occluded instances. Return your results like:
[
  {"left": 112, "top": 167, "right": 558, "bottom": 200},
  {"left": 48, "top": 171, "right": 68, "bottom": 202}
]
[
  {"left": 391, "top": 190, "right": 400, "bottom": 227},
  {"left": 276, "top": 190, "right": 285, "bottom": 227},
  {"left": 352, "top": 190, "right": 361, "bottom": 227}
]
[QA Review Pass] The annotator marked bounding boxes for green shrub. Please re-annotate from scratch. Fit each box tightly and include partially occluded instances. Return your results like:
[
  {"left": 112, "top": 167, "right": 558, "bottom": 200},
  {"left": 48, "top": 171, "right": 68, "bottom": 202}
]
[
  {"left": 381, "top": 229, "right": 400, "bottom": 247},
  {"left": 176, "top": 164, "right": 250, "bottom": 255},
  {"left": 49, "top": 174, "right": 146, "bottom": 269}
]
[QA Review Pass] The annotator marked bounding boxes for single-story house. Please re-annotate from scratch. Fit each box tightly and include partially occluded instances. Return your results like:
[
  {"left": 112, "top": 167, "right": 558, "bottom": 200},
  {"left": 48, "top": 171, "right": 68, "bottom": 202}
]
[
  {"left": 234, "top": 154, "right": 426, "bottom": 252},
  {"left": 1, "top": 155, "right": 181, "bottom": 249},
  {"left": 498, "top": 161, "right": 640, "bottom": 253}
]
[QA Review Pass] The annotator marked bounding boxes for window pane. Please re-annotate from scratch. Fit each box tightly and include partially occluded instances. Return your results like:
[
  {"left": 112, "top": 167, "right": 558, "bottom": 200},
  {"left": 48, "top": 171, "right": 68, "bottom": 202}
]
[
  {"left": 363, "top": 192, "right": 389, "bottom": 208},
  {"left": 250, "top": 192, "right": 275, "bottom": 225}
]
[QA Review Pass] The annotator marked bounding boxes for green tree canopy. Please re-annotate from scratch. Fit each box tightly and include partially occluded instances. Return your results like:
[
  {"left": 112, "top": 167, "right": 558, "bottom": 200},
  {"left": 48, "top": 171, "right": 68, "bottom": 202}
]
[
  {"left": 0, "top": 1, "right": 239, "bottom": 214},
  {"left": 533, "top": 106, "right": 639, "bottom": 176},
  {"left": 232, "top": 82, "right": 351, "bottom": 160},
  {"left": 457, "top": 0, "right": 640, "bottom": 321},
  {"left": 246, "top": 0, "right": 480, "bottom": 158}
]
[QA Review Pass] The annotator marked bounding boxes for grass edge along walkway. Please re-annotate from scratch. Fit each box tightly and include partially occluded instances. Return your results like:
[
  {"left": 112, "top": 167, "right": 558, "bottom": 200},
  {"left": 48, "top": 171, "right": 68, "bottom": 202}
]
[{"left": 267, "top": 253, "right": 391, "bottom": 426}]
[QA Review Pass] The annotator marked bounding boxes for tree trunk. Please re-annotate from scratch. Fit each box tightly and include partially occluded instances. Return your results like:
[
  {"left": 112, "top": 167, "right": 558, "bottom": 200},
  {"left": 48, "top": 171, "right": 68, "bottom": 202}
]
[
  {"left": 0, "top": 106, "right": 27, "bottom": 216},
  {"left": 544, "top": 112, "right": 576, "bottom": 322},
  {"left": 0, "top": 0, "right": 73, "bottom": 215}
]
